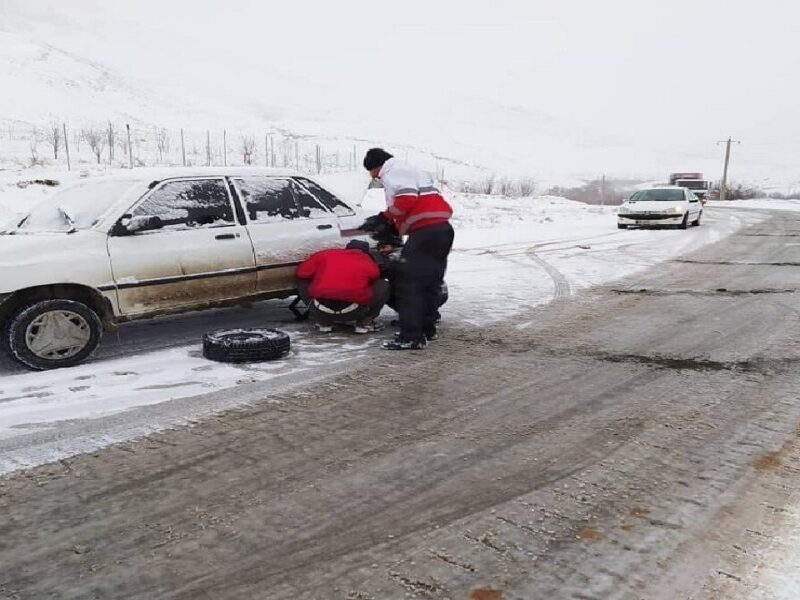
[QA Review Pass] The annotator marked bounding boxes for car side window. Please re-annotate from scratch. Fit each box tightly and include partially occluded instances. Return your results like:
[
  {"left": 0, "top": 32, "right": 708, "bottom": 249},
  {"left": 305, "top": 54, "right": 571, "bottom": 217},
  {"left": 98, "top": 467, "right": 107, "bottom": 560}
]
[
  {"left": 235, "top": 178, "right": 301, "bottom": 223},
  {"left": 290, "top": 180, "right": 332, "bottom": 219},
  {"left": 132, "top": 179, "right": 234, "bottom": 231},
  {"left": 295, "top": 177, "right": 355, "bottom": 217}
]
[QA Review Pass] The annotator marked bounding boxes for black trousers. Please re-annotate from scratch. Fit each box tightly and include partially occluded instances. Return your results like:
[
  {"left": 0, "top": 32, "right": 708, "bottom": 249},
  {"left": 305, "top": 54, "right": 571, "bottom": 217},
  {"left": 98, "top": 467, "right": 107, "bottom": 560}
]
[
  {"left": 396, "top": 222, "right": 454, "bottom": 341},
  {"left": 298, "top": 279, "right": 391, "bottom": 325}
]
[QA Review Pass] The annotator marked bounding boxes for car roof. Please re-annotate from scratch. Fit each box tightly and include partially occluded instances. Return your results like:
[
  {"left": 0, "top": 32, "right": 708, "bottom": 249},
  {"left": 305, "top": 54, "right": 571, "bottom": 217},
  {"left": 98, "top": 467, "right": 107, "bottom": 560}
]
[
  {"left": 40, "top": 168, "right": 326, "bottom": 231},
  {"left": 82, "top": 166, "right": 304, "bottom": 187}
]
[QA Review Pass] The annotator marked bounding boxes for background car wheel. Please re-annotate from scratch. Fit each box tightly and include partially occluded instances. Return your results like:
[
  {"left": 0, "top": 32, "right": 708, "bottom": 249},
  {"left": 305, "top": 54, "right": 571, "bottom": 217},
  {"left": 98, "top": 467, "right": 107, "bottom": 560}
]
[
  {"left": 679, "top": 214, "right": 689, "bottom": 229},
  {"left": 203, "top": 328, "right": 291, "bottom": 363},
  {"left": 693, "top": 212, "right": 702, "bottom": 226},
  {"left": 617, "top": 223, "right": 628, "bottom": 229},
  {"left": 8, "top": 299, "right": 103, "bottom": 370}
]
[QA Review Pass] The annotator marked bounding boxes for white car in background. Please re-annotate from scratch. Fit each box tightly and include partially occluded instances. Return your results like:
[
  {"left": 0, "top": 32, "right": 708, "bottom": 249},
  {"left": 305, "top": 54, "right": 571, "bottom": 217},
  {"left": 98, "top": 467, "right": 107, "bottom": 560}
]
[
  {"left": 0, "top": 168, "right": 363, "bottom": 370},
  {"left": 617, "top": 186, "right": 703, "bottom": 230}
]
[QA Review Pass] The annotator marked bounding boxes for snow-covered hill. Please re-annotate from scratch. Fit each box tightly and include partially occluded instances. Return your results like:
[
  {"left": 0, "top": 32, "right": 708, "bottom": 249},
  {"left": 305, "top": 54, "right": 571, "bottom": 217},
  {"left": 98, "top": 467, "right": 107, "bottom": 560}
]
[{"left": 0, "top": 2, "right": 798, "bottom": 191}]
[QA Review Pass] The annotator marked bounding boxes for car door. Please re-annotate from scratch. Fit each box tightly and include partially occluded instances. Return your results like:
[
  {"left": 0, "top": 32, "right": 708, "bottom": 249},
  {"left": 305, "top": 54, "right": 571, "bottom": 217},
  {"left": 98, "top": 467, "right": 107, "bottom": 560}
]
[
  {"left": 685, "top": 189, "right": 700, "bottom": 218},
  {"left": 107, "top": 177, "right": 256, "bottom": 316},
  {"left": 231, "top": 176, "right": 342, "bottom": 293}
]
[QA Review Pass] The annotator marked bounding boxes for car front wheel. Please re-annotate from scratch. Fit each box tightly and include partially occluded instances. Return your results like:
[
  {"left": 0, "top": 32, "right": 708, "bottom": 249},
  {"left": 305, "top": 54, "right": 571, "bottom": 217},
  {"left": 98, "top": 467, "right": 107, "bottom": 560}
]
[
  {"left": 678, "top": 213, "right": 689, "bottom": 229},
  {"left": 7, "top": 299, "right": 102, "bottom": 370}
]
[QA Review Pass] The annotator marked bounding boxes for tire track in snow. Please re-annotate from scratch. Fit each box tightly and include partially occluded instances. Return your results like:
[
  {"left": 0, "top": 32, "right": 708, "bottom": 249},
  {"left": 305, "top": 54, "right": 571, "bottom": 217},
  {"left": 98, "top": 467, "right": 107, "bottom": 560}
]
[{"left": 527, "top": 246, "right": 572, "bottom": 300}]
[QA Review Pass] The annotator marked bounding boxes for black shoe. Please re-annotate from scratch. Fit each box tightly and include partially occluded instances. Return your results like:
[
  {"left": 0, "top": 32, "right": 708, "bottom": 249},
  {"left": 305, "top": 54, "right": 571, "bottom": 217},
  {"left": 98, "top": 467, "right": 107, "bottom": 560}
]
[
  {"left": 382, "top": 337, "right": 427, "bottom": 350},
  {"left": 394, "top": 330, "right": 438, "bottom": 342}
]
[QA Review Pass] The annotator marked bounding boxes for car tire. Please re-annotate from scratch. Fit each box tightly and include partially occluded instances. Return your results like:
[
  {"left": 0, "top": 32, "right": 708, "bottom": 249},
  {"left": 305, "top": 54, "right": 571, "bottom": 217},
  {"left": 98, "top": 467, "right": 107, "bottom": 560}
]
[
  {"left": 679, "top": 214, "right": 689, "bottom": 230},
  {"left": 8, "top": 299, "right": 103, "bottom": 370},
  {"left": 693, "top": 212, "right": 702, "bottom": 226},
  {"left": 617, "top": 223, "right": 628, "bottom": 229},
  {"left": 203, "top": 328, "right": 291, "bottom": 363}
]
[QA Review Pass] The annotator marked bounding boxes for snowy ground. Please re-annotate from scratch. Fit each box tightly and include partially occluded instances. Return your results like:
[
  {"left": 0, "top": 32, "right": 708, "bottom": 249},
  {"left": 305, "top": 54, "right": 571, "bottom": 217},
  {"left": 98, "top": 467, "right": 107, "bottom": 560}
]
[{"left": 2, "top": 182, "right": 800, "bottom": 596}]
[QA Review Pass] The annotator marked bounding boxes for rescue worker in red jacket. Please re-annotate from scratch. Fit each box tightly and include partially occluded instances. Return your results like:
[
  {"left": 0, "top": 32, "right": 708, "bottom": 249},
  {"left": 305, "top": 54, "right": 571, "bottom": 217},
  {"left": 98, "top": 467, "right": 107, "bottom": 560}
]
[
  {"left": 296, "top": 240, "right": 390, "bottom": 333},
  {"left": 361, "top": 148, "right": 454, "bottom": 350}
]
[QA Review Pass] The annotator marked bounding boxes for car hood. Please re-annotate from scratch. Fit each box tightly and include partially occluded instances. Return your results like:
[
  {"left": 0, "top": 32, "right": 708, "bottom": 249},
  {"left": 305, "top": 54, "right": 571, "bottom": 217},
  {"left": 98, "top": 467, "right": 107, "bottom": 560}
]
[
  {"left": 0, "top": 230, "right": 106, "bottom": 267},
  {"left": 623, "top": 200, "right": 685, "bottom": 212}
]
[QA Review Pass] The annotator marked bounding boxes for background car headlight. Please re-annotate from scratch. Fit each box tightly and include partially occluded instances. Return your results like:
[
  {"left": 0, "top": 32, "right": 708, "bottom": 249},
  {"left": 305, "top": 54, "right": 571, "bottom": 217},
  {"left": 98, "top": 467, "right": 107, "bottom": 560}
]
[{"left": 672, "top": 206, "right": 684, "bottom": 213}]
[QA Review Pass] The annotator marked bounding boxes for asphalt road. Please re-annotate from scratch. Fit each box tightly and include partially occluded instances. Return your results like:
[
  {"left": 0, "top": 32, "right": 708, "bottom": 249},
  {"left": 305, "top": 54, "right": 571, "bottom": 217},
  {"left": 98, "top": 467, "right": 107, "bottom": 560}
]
[{"left": 2, "top": 211, "right": 800, "bottom": 599}]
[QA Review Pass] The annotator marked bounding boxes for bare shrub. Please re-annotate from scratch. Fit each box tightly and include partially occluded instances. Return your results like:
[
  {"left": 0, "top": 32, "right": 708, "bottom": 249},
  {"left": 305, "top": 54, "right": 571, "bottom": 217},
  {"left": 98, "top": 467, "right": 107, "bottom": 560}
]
[
  {"left": 241, "top": 135, "right": 256, "bottom": 165},
  {"left": 474, "top": 174, "right": 495, "bottom": 195},
  {"left": 156, "top": 128, "right": 170, "bottom": 164},
  {"left": 44, "top": 120, "right": 61, "bottom": 160},
  {"left": 495, "top": 177, "right": 516, "bottom": 197},
  {"left": 517, "top": 177, "right": 536, "bottom": 196},
  {"left": 29, "top": 127, "right": 42, "bottom": 166},
  {"left": 82, "top": 127, "right": 106, "bottom": 164}
]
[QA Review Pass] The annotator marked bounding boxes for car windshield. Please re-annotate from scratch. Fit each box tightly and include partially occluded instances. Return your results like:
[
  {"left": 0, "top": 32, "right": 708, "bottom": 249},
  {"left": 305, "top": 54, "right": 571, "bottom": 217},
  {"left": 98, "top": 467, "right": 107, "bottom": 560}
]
[
  {"left": 630, "top": 189, "right": 685, "bottom": 202},
  {"left": 8, "top": 179, "right": 140, "bottom": 234}
]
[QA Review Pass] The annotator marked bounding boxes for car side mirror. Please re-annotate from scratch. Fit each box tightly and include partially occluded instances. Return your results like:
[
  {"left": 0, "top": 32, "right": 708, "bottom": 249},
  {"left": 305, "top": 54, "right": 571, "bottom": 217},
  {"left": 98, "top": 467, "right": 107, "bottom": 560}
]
[
  {"left": 112, "top": 214, "right": 164, "bottom": 236},
  {"left": 129, "top": 215, "right": 164, "bottom": 233}
]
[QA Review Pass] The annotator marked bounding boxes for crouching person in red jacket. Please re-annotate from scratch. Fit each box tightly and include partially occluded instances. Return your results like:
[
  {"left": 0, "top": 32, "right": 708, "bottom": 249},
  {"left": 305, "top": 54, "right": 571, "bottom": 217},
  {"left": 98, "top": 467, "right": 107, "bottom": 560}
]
[{"left": 296, "top": 240, "right": 390, "bottom": 333}]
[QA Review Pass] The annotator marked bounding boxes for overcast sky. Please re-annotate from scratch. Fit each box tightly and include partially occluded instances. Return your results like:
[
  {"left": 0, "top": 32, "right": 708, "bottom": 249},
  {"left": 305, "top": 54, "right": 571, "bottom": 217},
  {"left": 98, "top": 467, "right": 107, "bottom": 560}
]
[{"left": 3, "top": 0, "right": 800, "bottom": 161}]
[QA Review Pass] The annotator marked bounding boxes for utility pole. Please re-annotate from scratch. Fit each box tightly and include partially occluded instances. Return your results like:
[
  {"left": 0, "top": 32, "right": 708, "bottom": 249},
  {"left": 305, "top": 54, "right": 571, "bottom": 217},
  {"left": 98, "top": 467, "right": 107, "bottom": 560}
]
[
  {"left": 600, "top": 174, "right": 606, "bottom": 206},
  {"left": 265, "top": 133, "right": 269, "bottom": 167},
  {"left": 717, "top": 137, "right": 741, "bottom": 200}
]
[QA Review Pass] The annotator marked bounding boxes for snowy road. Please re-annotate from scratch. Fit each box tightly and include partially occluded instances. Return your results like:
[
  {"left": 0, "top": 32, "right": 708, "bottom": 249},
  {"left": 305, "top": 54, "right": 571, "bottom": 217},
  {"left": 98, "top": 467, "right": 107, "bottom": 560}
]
[
  {"left": 1, "top": 208, "right": 799, "bottom": 599},
  {"left": 0, "top": 203, "right": 767, "bottom": 473}
]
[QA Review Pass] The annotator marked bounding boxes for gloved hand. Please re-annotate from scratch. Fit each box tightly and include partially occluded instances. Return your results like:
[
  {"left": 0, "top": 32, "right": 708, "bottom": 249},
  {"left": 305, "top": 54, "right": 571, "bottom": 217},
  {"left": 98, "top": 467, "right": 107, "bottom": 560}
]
[{"left": 358, "top": 212, "right": 391, "bottom": 233}]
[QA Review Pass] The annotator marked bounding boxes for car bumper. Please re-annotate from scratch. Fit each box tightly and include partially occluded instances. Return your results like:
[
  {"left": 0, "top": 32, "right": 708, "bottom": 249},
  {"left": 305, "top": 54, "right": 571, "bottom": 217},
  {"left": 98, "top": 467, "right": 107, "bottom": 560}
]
[{"left": 618, "top": 214, "right": 684, "bottom": 226}]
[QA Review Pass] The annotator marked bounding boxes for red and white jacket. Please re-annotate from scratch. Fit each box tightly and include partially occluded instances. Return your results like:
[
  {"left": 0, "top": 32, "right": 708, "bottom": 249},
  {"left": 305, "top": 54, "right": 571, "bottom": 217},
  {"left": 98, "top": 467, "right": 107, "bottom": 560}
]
[{"left": 378, "top": 158, "right": 453, "bottom": 235}]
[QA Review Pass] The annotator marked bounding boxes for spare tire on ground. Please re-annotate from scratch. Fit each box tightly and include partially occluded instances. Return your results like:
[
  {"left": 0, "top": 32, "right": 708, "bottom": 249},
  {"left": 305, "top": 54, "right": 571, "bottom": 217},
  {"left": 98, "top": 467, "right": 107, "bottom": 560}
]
[{"left": 202, "top": 328, "right": 291, "bottom": 363}]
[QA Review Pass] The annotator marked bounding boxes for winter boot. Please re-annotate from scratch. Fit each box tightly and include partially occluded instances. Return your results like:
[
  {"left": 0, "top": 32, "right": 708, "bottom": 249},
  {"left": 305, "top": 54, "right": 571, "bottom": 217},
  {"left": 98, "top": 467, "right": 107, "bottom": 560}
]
[
  {"left": 354, "top": 319, "right": 382, "bottom": 334},
  {"left": 382, "top": 337, "right": 427, "bottom": 351},
  {"left": 395, "top": 328, "right": 437, "bottom": 342}
]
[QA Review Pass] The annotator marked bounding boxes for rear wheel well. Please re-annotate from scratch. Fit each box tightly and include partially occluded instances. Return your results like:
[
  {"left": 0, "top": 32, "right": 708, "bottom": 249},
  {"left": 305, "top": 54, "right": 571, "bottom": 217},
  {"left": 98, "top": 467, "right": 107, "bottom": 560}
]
[{"left": 0, "top": 285, "right": 116, "bottom": 331}]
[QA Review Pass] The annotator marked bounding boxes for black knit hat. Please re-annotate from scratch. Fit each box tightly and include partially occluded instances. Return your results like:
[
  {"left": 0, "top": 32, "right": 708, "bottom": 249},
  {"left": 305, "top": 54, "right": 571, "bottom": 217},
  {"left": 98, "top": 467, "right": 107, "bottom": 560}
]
[
  {"left": 373, "top": 233, "right": 403, "bottom": 248},
  {"left": 363, "top": 148, "right": 393, "bottom": 171},
  {"left": 346, "top": 239, "right": 371, "bottom": 254}
]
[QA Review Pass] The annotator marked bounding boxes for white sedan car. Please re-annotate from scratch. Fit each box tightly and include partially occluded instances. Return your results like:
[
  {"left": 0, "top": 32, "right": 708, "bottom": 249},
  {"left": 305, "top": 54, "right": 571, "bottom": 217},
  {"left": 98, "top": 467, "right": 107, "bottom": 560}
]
[
  {"left": 0, "top": 168, "right": 363, "bottom": 370},
  {"left": 617, "top": 186, "right": 703, "bottom": 230}
]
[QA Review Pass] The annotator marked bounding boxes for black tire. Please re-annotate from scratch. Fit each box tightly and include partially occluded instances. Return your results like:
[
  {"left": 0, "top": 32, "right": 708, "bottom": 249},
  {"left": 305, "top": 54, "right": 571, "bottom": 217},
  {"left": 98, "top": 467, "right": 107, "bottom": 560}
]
[
  {"left": 693, "top": 211, "right": 702, "bottom": 227},
  {"left": 617, "top": 223, "right": 628, "bottom": 229},
  {"left": 203, "top": 328, "right": 291, "bottom": 363},
  {"left": 8, "top": 299, "right": 103, "bottom": 370},
  {"left": 679, "top": 214, "right": 689, "bottom": 230}
]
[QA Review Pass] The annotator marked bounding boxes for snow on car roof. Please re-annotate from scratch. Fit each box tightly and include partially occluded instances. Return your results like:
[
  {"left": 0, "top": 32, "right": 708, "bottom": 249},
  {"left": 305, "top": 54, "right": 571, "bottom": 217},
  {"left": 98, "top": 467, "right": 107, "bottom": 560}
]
[{"left": 82, "top": 166, "right": 304, "bottom": 186}]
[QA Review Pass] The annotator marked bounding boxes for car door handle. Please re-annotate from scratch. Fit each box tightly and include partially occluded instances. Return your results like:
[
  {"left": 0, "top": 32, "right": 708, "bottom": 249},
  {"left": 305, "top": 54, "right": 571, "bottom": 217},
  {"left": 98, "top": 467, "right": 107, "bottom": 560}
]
[
  {"left": 317, "top": 224, "right": 333, "bottom": 230},
  {"left": 215, "top": 233, "right": 237, "bottom": 240}
]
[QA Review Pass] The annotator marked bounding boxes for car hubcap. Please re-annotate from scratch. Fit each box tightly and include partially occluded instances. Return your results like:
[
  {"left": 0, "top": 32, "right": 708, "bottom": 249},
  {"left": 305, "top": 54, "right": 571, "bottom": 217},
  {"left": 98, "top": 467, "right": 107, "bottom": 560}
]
[{"left": 25, "top": 310, "right": 91, "bottom": 360}]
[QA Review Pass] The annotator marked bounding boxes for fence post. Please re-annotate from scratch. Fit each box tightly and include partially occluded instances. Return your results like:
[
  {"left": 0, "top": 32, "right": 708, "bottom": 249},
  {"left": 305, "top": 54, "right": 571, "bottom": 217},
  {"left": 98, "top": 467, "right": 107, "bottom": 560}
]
[
  {"left": 126, "top": 124, "right": 133, "bottom": 168},
  {"left": 63, "top": 123, "right": 71, "bottom": 171},
  {"left": 181, "top": 128, "right": 187, "bottom": 167}
]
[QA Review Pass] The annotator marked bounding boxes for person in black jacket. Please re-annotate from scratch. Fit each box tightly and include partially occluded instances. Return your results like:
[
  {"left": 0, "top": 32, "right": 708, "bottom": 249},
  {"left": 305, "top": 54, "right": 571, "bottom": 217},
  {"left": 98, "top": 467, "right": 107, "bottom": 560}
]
[{"left": 372, "top": 234, "right": 448, "bottom": 328}]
